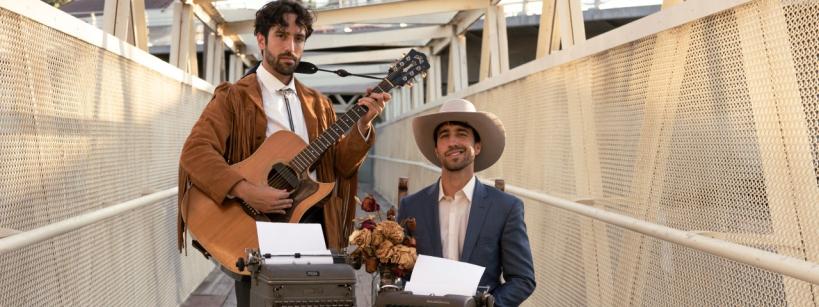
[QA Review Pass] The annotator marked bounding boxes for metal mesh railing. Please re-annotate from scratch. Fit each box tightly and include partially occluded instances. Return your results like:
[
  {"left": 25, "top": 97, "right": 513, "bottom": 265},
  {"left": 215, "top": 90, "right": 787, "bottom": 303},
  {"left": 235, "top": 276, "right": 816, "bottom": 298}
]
[
  {"left": 0, "top": 5, "right": 213, "bottom": 307},
  {"left": 373, "top": 0, "right": 819, "bottom": 305}
]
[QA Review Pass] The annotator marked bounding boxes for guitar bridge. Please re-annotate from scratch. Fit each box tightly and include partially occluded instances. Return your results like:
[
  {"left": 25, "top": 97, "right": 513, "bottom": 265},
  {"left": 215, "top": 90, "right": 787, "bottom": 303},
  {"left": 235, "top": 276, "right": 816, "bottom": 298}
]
[{"left": 241, "top": 200, "right": 262, "bottom": 216}]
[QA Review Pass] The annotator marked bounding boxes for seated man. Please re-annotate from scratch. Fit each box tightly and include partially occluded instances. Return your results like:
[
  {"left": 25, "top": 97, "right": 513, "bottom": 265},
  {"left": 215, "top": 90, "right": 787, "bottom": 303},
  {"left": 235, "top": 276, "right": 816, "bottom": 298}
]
[{"left": 397, "top": 99, "right": 536, "bottom": 306}]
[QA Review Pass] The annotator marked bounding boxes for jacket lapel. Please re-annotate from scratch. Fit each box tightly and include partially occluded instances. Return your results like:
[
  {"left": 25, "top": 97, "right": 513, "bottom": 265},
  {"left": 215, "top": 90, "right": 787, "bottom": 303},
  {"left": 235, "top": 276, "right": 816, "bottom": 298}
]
[
  {"left": 295, "top": 79, "right": 319, "bottom": 141},
  {"left": 428, "top": 181, "right": 443, "bottom": 257},
  {"left": 237, "top": 74, "right": 264, "bottom": 112},
  {"left": 460, "top": 180, "right": 489, "bottom": 262}
]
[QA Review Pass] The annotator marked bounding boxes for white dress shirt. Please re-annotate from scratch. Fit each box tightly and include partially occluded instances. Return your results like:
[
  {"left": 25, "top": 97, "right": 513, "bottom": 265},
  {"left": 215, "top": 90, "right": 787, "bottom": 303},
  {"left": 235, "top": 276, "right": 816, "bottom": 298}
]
[
  {"left": 257, "top": 65, "right": 318, "bottom": 180},
  {"left": 438, "top": 176, "right": 477, "bottom": 261},
  {"left": 256, "top": 64, "right": 310, "bottom": 141}
]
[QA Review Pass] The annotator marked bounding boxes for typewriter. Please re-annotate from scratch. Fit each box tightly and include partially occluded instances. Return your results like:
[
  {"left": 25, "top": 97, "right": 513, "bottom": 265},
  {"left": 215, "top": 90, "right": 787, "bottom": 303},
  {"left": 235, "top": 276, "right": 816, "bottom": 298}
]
[
  {"left": 238, "top": 249, "right": 356, "bottom": 307},
  {"left": 375, "top": 289, "right": 495, "bottom": 307}
]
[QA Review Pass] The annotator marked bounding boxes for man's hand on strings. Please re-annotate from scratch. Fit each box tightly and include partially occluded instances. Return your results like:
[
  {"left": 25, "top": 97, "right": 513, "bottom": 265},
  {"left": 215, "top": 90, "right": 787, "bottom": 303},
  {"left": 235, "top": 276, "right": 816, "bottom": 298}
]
[{"left": 230, "top": 180, "right": 293, "bottom": 215}]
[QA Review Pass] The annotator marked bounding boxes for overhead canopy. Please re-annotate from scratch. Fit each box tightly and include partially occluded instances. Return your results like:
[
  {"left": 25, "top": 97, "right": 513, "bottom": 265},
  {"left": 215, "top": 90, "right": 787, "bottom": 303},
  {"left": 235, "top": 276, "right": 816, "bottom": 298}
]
[
  {"left": 190, "top": 0, "right": 502, "bottom": 93},
  {"left": 58, "top": 0, "right": 659, "bottom": 94}
]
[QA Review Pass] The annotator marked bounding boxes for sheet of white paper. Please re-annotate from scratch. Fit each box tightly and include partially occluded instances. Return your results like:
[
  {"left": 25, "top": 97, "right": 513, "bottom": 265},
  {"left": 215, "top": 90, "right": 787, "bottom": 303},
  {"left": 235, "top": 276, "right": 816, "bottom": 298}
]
[
  {"left": 405, "top": 255, "right": 485, "bottom": 296},
  {"left": 263, "top": 255, "right": 332, "bottom": 265},
  {"left": 255, "top": 222, "right": 332, "bottom": 264}
]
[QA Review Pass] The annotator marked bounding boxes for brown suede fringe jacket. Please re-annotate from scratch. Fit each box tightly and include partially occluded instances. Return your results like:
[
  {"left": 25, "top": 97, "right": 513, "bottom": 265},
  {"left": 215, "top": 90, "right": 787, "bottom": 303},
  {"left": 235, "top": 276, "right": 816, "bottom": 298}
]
[{"left": 177, "top": 73, "right": 373, "bottom": 254}]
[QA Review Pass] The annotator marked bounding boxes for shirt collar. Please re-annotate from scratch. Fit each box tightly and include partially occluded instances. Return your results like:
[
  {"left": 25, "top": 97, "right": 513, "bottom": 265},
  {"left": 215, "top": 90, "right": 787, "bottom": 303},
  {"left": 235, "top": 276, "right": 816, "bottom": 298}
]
[
  {"left": 438, "top": 176, "right": 477, "bottom": 203},
  {"left": 257, "top": 64, "right": 297, "bottom": 94}
]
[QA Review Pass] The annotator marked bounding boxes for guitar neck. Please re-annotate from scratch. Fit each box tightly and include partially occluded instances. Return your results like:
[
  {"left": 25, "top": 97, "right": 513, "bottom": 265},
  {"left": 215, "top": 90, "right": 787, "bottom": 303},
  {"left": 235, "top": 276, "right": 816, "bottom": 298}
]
[{"left": 289, "top": 79, "right": 396, "bottom": 174}]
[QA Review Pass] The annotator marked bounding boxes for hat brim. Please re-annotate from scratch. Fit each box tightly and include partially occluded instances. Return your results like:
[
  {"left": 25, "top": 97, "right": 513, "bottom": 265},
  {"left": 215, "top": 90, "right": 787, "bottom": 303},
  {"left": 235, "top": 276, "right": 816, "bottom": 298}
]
[{"left": 412, "top": 111, "right": 505, "bottom": 172}]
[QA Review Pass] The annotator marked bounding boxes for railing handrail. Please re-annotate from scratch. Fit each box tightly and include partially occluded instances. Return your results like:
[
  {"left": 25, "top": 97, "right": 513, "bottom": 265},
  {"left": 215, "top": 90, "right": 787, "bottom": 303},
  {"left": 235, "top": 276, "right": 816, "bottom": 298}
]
[
  {"left": 368, "top": 155, "right": 819, "bottom": 285},
  {"left": 0, "top": 187, "right": 178, "bottom": 254}
]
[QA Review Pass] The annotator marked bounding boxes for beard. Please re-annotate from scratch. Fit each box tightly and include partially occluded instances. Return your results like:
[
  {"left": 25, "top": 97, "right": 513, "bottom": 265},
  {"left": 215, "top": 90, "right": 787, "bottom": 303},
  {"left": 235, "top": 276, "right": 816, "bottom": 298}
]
[
  {"left": 437, "top": 146, "right": 475, "bottom": 172},
  {"left": 264, "top": 50, "right": 299, "bottom": 76}
]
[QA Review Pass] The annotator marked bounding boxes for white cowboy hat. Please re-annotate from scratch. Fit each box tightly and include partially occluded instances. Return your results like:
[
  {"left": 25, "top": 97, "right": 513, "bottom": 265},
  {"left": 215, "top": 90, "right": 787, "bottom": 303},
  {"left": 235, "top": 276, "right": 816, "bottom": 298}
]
[{"left": 412, "top": 99, "right": 505, "bottom": 172}]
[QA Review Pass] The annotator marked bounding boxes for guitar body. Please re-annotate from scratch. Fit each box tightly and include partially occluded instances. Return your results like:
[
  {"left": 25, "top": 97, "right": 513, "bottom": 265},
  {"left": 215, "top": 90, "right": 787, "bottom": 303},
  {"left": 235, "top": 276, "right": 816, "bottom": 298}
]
[{"left": 184, "top": 131, "right": 335, "bottom": 276}]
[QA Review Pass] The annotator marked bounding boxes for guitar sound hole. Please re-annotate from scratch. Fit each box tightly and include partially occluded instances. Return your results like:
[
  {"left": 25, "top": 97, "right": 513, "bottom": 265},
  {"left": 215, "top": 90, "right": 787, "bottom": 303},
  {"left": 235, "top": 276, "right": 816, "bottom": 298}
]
[{"left": 268, "top": 163, "right": 300, "bottom": 190}]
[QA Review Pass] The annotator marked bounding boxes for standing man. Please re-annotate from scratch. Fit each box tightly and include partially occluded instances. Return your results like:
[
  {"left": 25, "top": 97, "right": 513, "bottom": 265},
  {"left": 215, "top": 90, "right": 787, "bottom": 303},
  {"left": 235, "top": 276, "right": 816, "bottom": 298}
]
[
  {"left": 398, "top": 99, "right": 535, "bottom": 306},
  {"left": 177, "top": 1, "right": 390, "bottom": 305}
]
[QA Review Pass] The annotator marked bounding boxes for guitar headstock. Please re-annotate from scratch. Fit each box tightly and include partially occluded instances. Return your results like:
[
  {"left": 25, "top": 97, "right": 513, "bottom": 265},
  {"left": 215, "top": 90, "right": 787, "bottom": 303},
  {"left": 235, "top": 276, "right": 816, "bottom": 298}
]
[{"left": 383, "top": 49, "right": 431, "bottom": 89}]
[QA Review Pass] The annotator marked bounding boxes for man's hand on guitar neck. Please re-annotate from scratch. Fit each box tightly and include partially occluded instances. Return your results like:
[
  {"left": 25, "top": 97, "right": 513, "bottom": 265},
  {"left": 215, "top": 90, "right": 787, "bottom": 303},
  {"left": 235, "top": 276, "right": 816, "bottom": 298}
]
[
  {"left": 229, "top": 180, "right": 293, "bottom": 215},
  {"left": 356, "top": 90, "right": 391, "bottom": 136}
]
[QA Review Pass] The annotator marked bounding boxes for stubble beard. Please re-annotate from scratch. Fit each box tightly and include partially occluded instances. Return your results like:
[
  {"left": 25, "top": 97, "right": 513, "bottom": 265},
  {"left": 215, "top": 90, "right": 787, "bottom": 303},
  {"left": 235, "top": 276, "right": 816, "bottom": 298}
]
[
  {"left": 264, "top": 48, "right": 298, "bottom": 76},
  {"left": 439, "top": 148, "right": 475, "bottom": 172}
]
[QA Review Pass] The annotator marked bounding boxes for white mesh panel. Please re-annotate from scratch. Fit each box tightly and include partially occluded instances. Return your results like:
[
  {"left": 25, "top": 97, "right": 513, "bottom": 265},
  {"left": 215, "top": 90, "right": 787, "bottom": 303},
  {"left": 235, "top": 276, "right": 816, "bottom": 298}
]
[{"left": 0, "top": 7, "right": 213, "bottom": 307}]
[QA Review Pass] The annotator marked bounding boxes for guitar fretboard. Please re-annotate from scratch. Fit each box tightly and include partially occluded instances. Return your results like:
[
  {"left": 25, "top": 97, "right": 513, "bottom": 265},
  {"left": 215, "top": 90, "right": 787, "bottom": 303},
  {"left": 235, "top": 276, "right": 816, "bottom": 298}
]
[{"left": 289, "top": 79, "right": 396, "bottom": 174}]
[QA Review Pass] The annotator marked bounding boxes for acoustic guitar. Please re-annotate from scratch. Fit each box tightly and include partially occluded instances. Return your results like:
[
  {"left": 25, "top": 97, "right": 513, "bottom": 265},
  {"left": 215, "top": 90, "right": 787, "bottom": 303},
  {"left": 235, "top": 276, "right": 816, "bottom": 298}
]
[{"left": 184, "top": 50, "right": 430, "bottom": 275}]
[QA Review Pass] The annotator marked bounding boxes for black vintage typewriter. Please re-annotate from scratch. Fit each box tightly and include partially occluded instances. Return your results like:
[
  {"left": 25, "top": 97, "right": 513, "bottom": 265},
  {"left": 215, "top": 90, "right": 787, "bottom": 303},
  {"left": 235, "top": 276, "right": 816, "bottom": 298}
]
[
  {"left": 238, "top": 249, "right": 356, "bottom": 307},
  {"left": 375, "top": 289, "right": 495, "bottom": 307}
]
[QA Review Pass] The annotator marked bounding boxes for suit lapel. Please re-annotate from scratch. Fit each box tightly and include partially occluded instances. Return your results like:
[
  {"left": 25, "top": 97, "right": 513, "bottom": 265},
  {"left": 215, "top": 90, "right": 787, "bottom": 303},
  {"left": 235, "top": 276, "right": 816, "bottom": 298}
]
[
  {"left": 295, "top": 79, "right": 319, "bottom": 141},
  {"left": 428, "top": 181, "right": 443, "bottom": 257},
  {"left": 460, "top": 180, "right": 489, "bottom": 262}
]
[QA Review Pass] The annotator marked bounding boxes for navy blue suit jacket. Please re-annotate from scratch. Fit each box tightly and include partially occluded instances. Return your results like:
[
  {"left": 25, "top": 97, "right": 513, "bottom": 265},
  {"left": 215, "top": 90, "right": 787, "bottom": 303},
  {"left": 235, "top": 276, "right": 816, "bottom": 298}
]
[{"left": 397, "top": 179, "right": 536, "bottom": 307}]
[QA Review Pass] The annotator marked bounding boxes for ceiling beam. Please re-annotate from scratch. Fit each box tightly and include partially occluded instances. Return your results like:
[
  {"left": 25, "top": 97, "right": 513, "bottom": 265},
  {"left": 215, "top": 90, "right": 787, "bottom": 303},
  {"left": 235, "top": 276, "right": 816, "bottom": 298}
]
[
  {"left": 317, "top": 0, "right": 489, "bottom": 26},
  {"left": 191, "top": 0, "right": 219, "bottom": 31},
  {"left": 191, "top": 0, "right": 255, "bottom": 65},
  {"left": 306, "top": 25, "right": 449, "bottom": 50},
  {"left": 359, "top": 12, "right": 456, "bottom": 25},
  {"left": 225, "top": 0, "right": 489, "bottom": 36},
  {"left": 430, "top": 36, "right": 452, "bottom": 55},
  {"left": 452, "top": 0, "right": 499, "bottom": 34},
  {"left": 453, "top": 9, "right": 486, "bottom": 34}
]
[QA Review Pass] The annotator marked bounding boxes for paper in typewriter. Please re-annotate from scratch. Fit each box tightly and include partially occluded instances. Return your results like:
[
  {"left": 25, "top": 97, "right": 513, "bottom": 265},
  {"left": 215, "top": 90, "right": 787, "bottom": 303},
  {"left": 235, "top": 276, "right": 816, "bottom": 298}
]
[
  {"left": 255, "top": 222, "right": 333, "bottom": 264},
  {"left": 405, "top": 255, "right": 485, "bottom": 296}
]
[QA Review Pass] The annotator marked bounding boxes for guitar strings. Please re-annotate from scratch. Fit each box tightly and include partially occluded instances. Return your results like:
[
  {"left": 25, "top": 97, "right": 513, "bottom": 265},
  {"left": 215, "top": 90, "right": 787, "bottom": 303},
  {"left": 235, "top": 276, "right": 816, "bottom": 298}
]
[
  {"left": 243, "top": 58, "right": 423, "bottom": 216},
  {"left": 261, "top": 78, "right": 394, "bottom": 193}
]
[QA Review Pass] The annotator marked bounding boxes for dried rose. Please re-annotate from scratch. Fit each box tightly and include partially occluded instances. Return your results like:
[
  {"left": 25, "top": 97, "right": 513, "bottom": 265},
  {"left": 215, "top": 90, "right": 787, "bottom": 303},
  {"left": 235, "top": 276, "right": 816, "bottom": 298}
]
[
  {"left": 404, "top": 217, "right": 417, "bottom": 233},
  {"left": 402, "top": 236, "right": 416, "bottom": 247},
  {"left": 361, "top": 194, "right": 381, "bottom": 212},
  {"left": 391, "top": 245, "right": 418, "bottom": 270},
  {"left": 348, "top": 230, "right": 360, "bottom": 245},
  {"left": 371, "top": 229, "right": 385, "bottom": 247},
  {"left": 376, "top": 240, "right": 395, "bottom": 263},
  {"left": 386, "top": 207, "right": 397, "bottom": 221},
  {"left": 361, "top": 219, "right": 377, "bottom": 230},
  {"left": 375, "top": 220, "right": 404, "bottom": 244},
  {"left": 350, "top": 228, "right": 373, "bottom": 248}
]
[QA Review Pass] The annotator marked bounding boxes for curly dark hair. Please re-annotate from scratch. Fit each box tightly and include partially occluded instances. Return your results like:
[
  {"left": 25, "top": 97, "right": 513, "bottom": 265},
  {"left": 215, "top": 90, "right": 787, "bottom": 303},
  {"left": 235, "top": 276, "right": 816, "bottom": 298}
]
[{"left": 254, "top": 0, "right": 315, "bottom": 39}]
